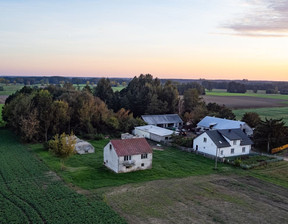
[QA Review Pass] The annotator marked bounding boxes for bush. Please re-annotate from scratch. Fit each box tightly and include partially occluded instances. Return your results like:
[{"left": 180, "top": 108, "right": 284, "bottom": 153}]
[
  {"left": 0, "top": 86, "right": 4, "bottom": 91},
  {"left": 172, "top": 135, "right": 194, "bottom": 148},
  {"left": 49, "top": 133, "right": 76, "bottom": 159}
]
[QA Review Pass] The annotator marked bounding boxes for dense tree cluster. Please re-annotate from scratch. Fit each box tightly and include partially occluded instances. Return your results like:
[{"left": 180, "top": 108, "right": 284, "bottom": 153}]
[
  {"left": 253, "top": 118, "right": 288, "bottom": 153},
  {"left": 227, "top": 81, "right": 247, "bottom": 93},
  {"left": 94, "top": 74, "right": 179, "bottom": 117},
  {"left": 3, "top": 85, "right": 144, "bottom": 142}
]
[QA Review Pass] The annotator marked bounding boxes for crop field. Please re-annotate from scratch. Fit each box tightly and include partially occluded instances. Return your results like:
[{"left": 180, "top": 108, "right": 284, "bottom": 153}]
[
  {"left": 0, "top": 129, "right": 125, "bottom": 224},
  {"left": 29, "top": 140, "right": 236, "bottom": 189},
  {"left": 0, "top": 84, "right": 23, "bottom": 95},
  {"left": 104, "top": 175, "right": 288, "bottom": 224},
  {"left": 206, "top": 89, "right": 288, "bottom": 100},
  {"left": 233, "top": 107, "right": 288, "bottom": 125}
]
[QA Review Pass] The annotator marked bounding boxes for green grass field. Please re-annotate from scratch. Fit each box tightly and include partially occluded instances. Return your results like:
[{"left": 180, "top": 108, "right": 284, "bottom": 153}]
[
  {"left": 0, "top": 129, "right": 125, "bottom": 223},
  {"left": 29, "top": 140, "right": 236, "bottom": 189},
  {"left": 233, "top": 107, "right": 288, "bottom": 125},
  {"left": 0, "top": 84, "right": 23, "bottom": 95},
  {"left": 206, "top": 89, "right": 288, "bottom": 101}
]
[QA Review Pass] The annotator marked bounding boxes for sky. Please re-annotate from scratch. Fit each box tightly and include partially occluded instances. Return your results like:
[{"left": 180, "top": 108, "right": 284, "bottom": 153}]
[{"left": 0, "top": 0, "right": 287, "bottom": 81}]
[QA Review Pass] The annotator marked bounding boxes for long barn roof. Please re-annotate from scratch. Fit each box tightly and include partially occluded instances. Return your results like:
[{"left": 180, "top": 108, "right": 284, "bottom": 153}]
[{"left": 141, "top": 114, "right": 183, "bottom": 125}]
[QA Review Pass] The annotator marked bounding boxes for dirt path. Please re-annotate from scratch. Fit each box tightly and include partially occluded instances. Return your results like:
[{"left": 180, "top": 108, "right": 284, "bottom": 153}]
[{"left": 104, "top": 175, "right": 288, "bottom": 224}]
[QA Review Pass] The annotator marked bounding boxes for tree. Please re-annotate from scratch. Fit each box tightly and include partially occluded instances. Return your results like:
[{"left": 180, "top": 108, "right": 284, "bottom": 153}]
[
  {"left": 254, "top": 118, "right": 288, "bottom": 153},
  {"left": 183, "top": 88, "right": 202, "bottom": 113},
  {"left": 33, "top": 90, "right": 53, "bottom": 142},
  {"left": 49, "top": 132, "right": 76, "bottom": 168},
  {"left": 227, "top": 81, "right": 246, "bottom": 93},
  {"left": 241, "top": 112, "right": 261, "bottom": 128},
  {"left": 93, "top": 78, "right": 114, "bottom": 109}
]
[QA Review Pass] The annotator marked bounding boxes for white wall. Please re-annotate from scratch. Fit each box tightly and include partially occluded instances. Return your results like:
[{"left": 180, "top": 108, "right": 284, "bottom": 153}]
[
  {"left": 118, "top": 153, "right": 152, "bottom": 173},
  {"left": 193, "top": 133, "right": 251, "bottom": 158},
  {"left": 103, "top": 143, "right": 119, "bottom": 173},
  {"left": 134, "top": 128, "right": 150, "bottom": 139}
]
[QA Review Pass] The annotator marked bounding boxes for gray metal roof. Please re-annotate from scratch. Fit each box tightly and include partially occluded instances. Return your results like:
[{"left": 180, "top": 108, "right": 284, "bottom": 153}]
[
  {"left": 205, "top": 130, "right": 231, "bottom": 148},
  {"left": 202, "top": 128, "right": 253, "bottom": 148},
  {"left": 141, "top": 114, "right": 183, "bottom": 125},
  {"left": 218, "top": 129, "right": 253, "bottom": 146},
  {"left": 197, "top": 116, "right": 247, "bottom": 130},
  {"left": 135, "top": 125, "right": 175, "bottom": 137}
]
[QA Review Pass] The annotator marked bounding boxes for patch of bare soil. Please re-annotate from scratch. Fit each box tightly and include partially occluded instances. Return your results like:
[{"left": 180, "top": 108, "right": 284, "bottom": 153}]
[
  {"left": 202, "top": 95, "right": 288, "bottom": 109},
  {"left": 0, "top": 95, "right": 8, "bottom": 104},
  {"left": 104, "top": 175, "right": 288, "bottom": 224}
]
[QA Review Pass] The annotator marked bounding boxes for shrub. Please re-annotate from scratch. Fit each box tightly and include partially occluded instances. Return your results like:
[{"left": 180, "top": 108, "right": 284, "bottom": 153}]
[
  {"left": 0, "top": 86, "right": 4, "bottom": 91},
  {"left": 49, "top": 132, "right": 76, "bottom": 159}
]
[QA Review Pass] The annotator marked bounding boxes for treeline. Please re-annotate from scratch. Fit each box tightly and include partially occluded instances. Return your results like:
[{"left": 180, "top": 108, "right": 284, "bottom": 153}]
[{"left": 3, "top": 84, "right": 144, "bottom": 142}]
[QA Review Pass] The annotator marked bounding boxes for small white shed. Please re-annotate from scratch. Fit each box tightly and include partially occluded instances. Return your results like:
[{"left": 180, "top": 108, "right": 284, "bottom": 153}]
[
  {"left": 134, "top": 125, "right": 175, "bottom": 143},
  {"left": 103, "top": 138, "right": 153, "bottom": 173}
]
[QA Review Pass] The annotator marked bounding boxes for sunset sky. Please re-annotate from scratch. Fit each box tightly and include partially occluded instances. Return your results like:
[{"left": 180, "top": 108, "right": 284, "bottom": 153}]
[{"left": 1, "top": 0, "right": 287, "bottom": 81}]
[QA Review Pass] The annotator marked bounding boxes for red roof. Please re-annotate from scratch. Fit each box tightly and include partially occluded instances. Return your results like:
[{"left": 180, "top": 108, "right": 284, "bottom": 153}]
[{"left": 111, "top": 138, "right": 153, "bottom": 156}]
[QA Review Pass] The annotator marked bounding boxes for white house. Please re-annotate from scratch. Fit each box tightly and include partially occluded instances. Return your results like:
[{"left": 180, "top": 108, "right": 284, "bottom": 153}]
[
  {"left": 197, "top": 116, "right": 253, "bottom": 136},
  {"left": 141, "top": 114, "right": 183, "bottom": 128},
  {"left": 193, "top": 128, "right": 253, "bottom": 158},
  {"left": 134, "top": 125, "right": 175, "bottom": 143},
  {"left": 103, "top": 138, "right": 153, "bottom": 173}
]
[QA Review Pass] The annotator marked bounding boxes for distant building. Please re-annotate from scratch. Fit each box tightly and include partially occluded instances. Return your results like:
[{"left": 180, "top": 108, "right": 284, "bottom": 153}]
[
  {"left": 197, "top": 116, "right": 253, "bottom": 136},
  {"left": 193, "top": 128, "right": 253, "bottom": 158},
  {"left": 141, "top": 114, "right": 183, "bottom": 128},
  {"left": 134, "top": 125, "right": 176, "bottom": 143},
  {"left": 103, "top": 138, "right": 153, "bottom": 173}
]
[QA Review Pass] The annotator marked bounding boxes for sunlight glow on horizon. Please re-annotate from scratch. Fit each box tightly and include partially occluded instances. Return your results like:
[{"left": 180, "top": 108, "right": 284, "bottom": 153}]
[{"left": 0, "top": 0, "right": 287, "bottom": 81}]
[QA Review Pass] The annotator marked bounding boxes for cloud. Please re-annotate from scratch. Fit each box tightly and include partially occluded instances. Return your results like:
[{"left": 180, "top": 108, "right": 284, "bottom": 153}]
[{"left": 224, "top": 0, "right": 288, "bottom": 37}]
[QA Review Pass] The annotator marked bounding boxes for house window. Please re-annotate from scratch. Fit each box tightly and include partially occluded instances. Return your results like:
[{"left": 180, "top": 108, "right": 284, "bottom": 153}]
[
  {"left": 203, "top": 137, "right": 207, "bottom": 143},
  {"left": 233, "top": 140, "right": 237, "bottom": 145},
  {"left": 231, "top": 148, "right": 234, "bottom": 154},
  {"left": 124, "top": 155, "right": 131, "bottom": 161},
  {"left": 141, "top": 163, "right": 144, "bottom": 167},
  {"left": 165, "top": 137, "right": 168, "bottom": 140},
  {"left": 242, "top": 147, "right": 245, "bottom": 153},
  {"left": 221, "top": 150, "right": 223, "bottom": 155},
  {"left": 109, "top": 144, "right": 112, "bottom": 150},
  {"left": 141, "top": 154, "right": 148, "bottom": 159}
]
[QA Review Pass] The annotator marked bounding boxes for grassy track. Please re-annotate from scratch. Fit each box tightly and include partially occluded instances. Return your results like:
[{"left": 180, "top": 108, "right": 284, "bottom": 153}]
[
  {"left": 233, "top": 107, "right": 288, "bottom": 125},
  {"left": 207, "top": 89, "right": 288, "bottom": 101},
  {"left": 29, "top": 140, "right": 236, "bottom": 189},
  {"left": 0, "top": 129, "right": 126, "bottom": 224}
]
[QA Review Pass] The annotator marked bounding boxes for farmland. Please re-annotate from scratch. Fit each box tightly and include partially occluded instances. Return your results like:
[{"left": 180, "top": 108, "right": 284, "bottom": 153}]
[
  {"left": 104, "top": 174, "right": 288, "bottom": 224},
  {"left": 0, "top": 129, "right": 125, "bottom": 224},
  {"left": 29, "top": 140, "right": 235, "bottom": 189},
  {"left": 233, "top": 107, "right": 288, "bottom": 125}
]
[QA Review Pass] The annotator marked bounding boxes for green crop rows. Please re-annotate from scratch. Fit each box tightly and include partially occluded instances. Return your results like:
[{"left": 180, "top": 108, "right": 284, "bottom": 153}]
[{"left": 0, "top": 129, "right": 126, "bottom": 224}]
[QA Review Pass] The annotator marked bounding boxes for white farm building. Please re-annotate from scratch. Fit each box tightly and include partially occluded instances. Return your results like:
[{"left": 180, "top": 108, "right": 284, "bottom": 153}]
[
  {"left": 103, "top": 138, "right": 153, "bottom": 173},
  {"left": 134, "top": 125, "right": 175, "bottom": 143},
  {"left": 193, "top": 128, "right": 253, "bottom": 158}
]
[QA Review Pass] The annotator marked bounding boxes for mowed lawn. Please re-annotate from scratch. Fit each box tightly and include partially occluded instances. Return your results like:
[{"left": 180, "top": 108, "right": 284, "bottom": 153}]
[
  {"left": 233, "top": 107, "right": 288, "bottom": 125},
  {"left": 29, "top": 140, "right": 236, "bottom": 189},
  {"left": 0, "top": 129, "right": 125, "bottom": 224}
]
